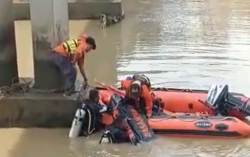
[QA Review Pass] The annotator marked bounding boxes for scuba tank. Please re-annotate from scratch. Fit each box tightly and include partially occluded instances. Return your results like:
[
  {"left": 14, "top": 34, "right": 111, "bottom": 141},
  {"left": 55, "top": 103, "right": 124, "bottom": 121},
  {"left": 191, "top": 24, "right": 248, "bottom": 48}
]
[
  {"left": 69, "top": 88, "right": 111, "bottom": 138},
  {"left": 69, "top": 107, "right": 86, "bottom": 138},
  {"left": 99, "top": 130, "right": 114, "bottom": 144}
]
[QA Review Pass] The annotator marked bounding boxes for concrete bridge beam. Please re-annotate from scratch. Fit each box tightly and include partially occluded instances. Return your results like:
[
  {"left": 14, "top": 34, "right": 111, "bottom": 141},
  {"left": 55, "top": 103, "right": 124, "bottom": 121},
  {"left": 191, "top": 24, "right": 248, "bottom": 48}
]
[
  {"left": 0, "top": 0, "right": 18, "bottom": 87},
  {"left": 29, "top": 0, "right": 69, "bottom": 89},
  {"left": 13, "top": 0, "right": 122, "bottom": 20}
]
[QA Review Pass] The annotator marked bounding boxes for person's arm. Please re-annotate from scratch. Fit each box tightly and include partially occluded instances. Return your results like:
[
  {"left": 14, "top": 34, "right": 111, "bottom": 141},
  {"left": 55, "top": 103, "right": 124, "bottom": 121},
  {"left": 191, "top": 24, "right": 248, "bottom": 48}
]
[
  {"left": 71, "top": 53, "right": 78, "bottom": 65},
  {"left": 73, "top": 41, "right": 85, "bottom": 64},
  {"left": 77, "top": 58, "right": 88, "bottom": 82},
  {"left": 75, "top": 42, "right": 88, "bottom": 82},
  {"left": 121, "top": 80, "right": 130, "bottom": 90},
  {"left": 141, "top": 85, "right": 153, "bottom": 117}
]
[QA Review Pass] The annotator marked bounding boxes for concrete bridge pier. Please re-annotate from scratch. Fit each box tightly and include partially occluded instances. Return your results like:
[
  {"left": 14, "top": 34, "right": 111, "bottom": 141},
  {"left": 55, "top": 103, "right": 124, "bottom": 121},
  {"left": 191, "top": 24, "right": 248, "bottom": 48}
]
[
  {"left": 29, "top": 0, "right": 69, "bottom": 90},
  {"left": 0, "top": 1, "right": 78, "bottom": 127},
  {"left": 0, "top": 0, "right": 18, "bottom": 87}
]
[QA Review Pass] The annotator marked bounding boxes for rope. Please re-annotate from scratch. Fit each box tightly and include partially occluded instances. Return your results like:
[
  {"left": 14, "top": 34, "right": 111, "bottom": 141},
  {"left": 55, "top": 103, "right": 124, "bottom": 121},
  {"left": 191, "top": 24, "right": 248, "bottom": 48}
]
[
  {"left": 149, "top": 113, "right": 234, "bottom": 122},
  {"left": 0, "top": 78, "right": 86, "bottom": 99},
  {"left": 0, "top": 78, "right": 32, "bottom": 99}
]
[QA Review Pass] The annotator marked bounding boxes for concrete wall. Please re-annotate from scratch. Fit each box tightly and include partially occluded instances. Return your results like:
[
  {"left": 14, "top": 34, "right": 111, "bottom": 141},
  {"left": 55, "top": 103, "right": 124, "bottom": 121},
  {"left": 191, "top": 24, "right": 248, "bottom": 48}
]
[
  {"left": 0, "top": 93, "right": 79, "bottom": 127},
  {"left": 13, "top": 1, "right": 122, "bottom": 20},
  {"left": 0, "top": 0, "right": 19, "bottom": 87}
]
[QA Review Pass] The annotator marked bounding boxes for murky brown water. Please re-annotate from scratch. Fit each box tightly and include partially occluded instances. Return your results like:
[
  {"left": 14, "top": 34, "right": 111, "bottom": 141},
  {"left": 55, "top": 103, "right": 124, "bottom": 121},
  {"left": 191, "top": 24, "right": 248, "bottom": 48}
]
[{"left": 2, "top": 0, "right": 250, "bottom": 156}]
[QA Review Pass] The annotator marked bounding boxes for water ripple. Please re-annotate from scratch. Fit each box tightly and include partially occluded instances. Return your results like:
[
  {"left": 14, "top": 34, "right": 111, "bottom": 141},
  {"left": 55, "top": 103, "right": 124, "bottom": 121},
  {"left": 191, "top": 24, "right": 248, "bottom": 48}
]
[{"left": 117, "top": 0, "right": 250, "bottom": 96}]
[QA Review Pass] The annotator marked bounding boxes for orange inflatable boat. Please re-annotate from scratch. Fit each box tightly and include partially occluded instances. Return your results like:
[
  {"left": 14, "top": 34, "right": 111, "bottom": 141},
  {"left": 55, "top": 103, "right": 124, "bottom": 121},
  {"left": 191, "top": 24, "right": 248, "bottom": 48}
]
[
  {"left": 73, "top": 88, "right": 250, "bottom": 139},
  {"left": 97, "top": 84, "right": 250, "bottom": 121},
  {"left": 73, "top": 83, "right": 250, "bottom": 140},
  {"left": 148, "top": 113, "right": 250, "bottom": 138}
]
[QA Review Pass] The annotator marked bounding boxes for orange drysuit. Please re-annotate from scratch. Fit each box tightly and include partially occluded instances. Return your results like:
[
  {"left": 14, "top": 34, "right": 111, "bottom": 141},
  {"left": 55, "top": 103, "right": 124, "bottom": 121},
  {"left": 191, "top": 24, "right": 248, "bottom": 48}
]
[{"left": 121, "top": 79, "right": 153, "bottom": 117}]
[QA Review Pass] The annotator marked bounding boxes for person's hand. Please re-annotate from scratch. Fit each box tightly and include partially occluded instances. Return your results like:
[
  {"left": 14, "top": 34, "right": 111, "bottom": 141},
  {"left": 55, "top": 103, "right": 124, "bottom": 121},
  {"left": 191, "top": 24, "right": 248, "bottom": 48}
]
[
  {"left": 146, "top": 113, "right": 152, "bottom": 118},
  {"left": 71, "top": 61, "right": 76, "bottom": 67},
  {"left": 84, "top": 78, "right": 88, "bottom": 84}
]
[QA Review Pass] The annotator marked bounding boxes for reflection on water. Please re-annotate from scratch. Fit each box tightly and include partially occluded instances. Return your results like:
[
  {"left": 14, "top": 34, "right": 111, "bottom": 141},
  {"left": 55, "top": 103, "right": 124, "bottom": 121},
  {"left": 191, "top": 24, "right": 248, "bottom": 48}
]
[
  {"left": 3, "top": 0, "right": 250, "bottom": 156},
  {"left": 118, "top": 0, "right": 250, "bottom": 95}
]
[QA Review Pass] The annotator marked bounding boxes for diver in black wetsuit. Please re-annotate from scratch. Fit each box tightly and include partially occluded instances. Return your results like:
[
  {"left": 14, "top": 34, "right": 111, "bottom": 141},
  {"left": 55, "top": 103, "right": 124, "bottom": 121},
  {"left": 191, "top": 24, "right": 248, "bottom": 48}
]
[{"left": 80, "top": 89, "right": 108, "bottom": 136}]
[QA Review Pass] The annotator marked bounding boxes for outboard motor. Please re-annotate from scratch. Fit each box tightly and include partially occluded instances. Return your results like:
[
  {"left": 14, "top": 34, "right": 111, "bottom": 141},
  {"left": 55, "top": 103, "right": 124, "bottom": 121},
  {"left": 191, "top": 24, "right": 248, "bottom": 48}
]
[{"left": 205, "top": 84, "right": 250, "bottom": 117}]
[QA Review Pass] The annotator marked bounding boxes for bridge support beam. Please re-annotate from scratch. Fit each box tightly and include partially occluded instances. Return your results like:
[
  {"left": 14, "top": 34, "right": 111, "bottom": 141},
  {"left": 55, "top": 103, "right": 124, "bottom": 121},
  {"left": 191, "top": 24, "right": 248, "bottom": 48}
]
[
  {"left": 0, "top": 0, "right": 18, "bottom": 87},
  {"left": 13, "top": 0, "right": 123, "bottom": 20},
  {"left": 29, "top": 0, "right": 69, "bottom": 89}
]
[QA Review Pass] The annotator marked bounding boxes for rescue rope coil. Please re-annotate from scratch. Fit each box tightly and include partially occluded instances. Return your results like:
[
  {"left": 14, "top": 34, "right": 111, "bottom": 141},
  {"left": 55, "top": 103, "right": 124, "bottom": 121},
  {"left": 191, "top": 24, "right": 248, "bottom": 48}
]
[{"left": 0, "top": 78, "right": 32, "bottom": 99}]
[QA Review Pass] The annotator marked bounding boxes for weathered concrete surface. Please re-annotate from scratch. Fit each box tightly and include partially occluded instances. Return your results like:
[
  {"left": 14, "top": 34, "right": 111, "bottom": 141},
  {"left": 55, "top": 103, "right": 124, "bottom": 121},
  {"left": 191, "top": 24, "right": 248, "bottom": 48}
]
[
  {"left": 0, "top": 0, "right": 18, "bottom": 87},
  {"left": 29, "top": 0, "right": 69, "bottom": 89},
  {"left": 13, "top": 0, "right": 122, "bottom": 20},
  {"left": 0, "top": 93, "right": 79, "bottom": 127}
]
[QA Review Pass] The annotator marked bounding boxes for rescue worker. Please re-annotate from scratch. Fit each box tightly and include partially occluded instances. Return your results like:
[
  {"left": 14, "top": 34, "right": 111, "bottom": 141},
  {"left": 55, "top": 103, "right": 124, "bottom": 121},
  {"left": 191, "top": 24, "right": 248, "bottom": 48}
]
[
  {"left": 121, "top": 75, "right": 153, "bottom": 118},
  {"left": 80, "top": 89, "right": 109, "bottom": 136},
  {"left": 51, "top": 33, "right": 96, "bottom": 97}
]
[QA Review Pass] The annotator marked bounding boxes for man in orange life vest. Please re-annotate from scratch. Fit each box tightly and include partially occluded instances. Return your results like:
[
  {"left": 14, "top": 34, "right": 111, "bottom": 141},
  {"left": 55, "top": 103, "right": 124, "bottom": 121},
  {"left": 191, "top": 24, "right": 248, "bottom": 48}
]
[
  {"left": 51, "top": 33, "right": 96, "bottom": 96},
  {"left": 121, "top": 75, "right": 153, "bottom": 117}
]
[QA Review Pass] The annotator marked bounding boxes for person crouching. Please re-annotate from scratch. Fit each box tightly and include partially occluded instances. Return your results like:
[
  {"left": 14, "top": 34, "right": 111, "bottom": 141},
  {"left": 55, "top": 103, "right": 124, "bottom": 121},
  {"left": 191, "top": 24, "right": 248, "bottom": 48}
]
[
  {"left": 121, "top": 75, "right": 153, "bottom": 118},
  {"left": 50, "top": 33, "right": 96, "bottom": 97}
]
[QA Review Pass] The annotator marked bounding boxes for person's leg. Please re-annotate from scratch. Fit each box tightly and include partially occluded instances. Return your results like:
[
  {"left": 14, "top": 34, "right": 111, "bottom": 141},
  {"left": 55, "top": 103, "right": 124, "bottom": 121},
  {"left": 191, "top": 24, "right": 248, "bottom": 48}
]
[
  {"left": 68, "top": 64, "right": 76, "bottom": 93},
  {"left": 105, "top": 125, "right": 129, "bottom": 143},
  {"left": 61, "top": 59, "right": 76, "bottom": 95},
  {"left": 50, "top": 53, "right": 76, "bottom": 95}
]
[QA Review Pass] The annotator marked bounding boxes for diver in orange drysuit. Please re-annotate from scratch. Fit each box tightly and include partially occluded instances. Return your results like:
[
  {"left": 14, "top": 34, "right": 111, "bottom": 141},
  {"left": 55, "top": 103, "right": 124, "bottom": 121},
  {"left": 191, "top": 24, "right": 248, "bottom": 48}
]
[{"left": 121, "top": 75, "right": 153, "bottom": 117}]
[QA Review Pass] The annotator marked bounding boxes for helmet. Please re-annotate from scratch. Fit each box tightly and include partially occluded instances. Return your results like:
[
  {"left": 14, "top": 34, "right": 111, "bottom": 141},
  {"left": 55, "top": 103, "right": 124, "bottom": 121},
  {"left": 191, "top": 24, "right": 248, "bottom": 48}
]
[
  {"left": 128, "top": 80, "right": 141, "bottom": 98},
  {"left": 125, "top": 76, "right": 132, "bottom": 80}
]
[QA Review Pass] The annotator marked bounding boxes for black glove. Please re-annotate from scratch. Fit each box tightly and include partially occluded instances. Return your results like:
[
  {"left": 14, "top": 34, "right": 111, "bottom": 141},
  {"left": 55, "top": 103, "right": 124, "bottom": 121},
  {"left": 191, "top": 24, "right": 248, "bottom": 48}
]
[{"left": 107, "top": 105, "right": 111, "bottom": 112}]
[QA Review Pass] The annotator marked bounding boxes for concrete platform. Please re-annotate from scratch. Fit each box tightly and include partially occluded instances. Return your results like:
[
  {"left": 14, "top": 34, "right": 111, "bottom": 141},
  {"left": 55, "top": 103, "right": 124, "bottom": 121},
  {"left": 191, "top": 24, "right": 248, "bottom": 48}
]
[
  {"left": 0, "top": 92, "right": 79, "bottom": 128},
  {"left": 13, "top": 0, "right": 122, "bottom": 20}
]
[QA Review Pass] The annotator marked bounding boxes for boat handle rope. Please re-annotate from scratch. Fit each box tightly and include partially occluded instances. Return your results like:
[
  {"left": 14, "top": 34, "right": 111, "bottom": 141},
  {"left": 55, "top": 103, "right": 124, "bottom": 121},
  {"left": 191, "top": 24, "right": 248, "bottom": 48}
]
[
  {"left": 152, "top": 87, "right": 203, "bottom": 93},
  {"left": 181, "top": 89, "right": 193, "bottom": 92},
  {"left": 149, "top": 115, "right": 207, "bottom": 122},
  {"left": 149, "top": 114, "right": 235, "bottom": 122}
]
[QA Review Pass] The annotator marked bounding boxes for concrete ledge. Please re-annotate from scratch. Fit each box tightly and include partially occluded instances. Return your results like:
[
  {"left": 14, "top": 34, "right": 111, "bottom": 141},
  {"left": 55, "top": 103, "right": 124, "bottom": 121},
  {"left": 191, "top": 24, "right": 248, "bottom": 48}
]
[
  {"left": 13, "top": 1, "right": 122, "bottom": 20},
  {"left": 0, "top": 93, "right": 79, "bottom": 127}
]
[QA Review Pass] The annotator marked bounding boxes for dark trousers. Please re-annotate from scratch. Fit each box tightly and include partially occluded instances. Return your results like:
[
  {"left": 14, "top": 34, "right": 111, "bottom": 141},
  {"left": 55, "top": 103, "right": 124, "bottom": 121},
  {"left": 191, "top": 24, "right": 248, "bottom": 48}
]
[
  {"left": 50, "top": 52, "right": 76, "bottom": 95},
  {"left": 106, "top": 125, "right": 129, "bottom": 143}
]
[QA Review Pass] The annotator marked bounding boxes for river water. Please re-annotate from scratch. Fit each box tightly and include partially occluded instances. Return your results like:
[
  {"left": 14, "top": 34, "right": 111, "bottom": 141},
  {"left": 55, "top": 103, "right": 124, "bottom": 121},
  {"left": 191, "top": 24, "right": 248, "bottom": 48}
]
[{"left": 2, "top": 0, "right": 250, "bottom": 156}]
